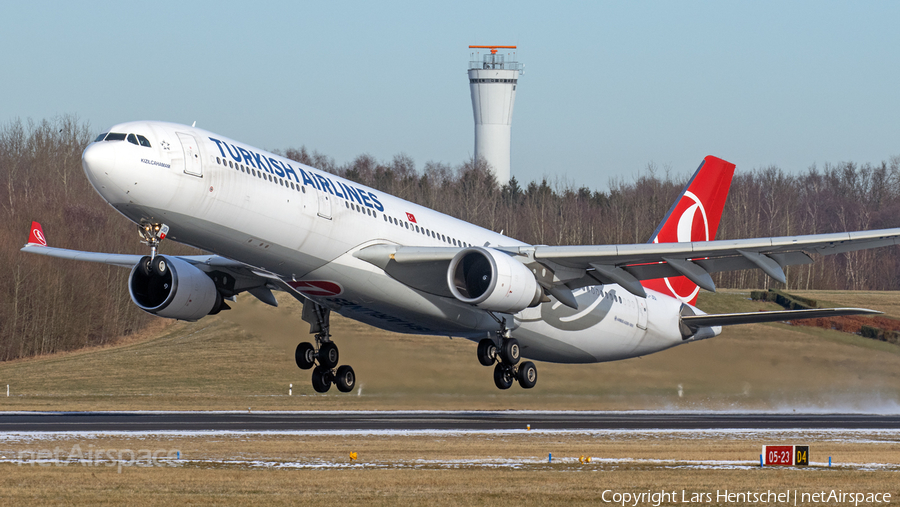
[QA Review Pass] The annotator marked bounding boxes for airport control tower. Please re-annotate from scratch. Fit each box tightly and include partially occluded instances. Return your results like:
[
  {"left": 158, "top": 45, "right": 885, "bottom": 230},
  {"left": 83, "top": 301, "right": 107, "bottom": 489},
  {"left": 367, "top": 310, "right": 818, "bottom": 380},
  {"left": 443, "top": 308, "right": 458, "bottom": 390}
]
[{"left": 468, "top": 45, "right": 523, "bottom": 184}]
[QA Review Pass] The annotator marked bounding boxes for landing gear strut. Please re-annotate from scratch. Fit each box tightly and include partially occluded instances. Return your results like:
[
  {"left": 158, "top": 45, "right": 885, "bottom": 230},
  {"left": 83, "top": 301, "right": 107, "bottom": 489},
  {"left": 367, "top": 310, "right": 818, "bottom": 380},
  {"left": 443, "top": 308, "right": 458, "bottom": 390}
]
[
  {"left": 137, "top": 222, "right": 170, "bottom": 260},
  {"left": 295, "top": 300, "right": 355, "bottom": 393},
  {"left": 477, "top": 316, "right": 537, "bottom": 390}
]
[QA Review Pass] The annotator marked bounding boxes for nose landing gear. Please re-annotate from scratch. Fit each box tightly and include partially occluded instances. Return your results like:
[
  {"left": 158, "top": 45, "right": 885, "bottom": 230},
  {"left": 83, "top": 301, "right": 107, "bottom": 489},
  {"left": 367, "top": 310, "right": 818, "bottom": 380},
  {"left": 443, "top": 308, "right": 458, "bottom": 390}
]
[
  {"left": 294, "top": 300, "right": 355, "bottom": 393},
  {"left": 137, "top": 222, "right": 170, "bottom": 259},
  {"left": 478, "top": 317, "right": 537, "bottom": 390}
]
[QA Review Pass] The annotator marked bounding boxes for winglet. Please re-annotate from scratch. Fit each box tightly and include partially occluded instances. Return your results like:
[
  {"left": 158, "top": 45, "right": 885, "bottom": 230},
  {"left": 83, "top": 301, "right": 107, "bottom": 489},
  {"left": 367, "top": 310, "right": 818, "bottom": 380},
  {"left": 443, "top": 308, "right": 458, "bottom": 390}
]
[{"left": 27, "top": 221, "right": 48, "bottom": 247}]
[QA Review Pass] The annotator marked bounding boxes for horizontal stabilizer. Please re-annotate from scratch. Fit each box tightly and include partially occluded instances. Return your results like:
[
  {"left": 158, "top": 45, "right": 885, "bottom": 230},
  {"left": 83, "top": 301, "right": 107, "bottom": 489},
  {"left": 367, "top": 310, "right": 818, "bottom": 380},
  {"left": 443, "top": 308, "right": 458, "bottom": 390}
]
[{"left": 682, "top": 307, "right": 881, "bottom": 331}]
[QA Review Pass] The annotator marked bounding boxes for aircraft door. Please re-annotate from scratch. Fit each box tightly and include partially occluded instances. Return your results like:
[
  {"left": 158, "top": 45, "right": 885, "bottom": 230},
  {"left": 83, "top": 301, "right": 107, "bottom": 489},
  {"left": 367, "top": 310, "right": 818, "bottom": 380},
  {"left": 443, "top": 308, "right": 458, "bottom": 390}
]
[
  {"left": 636, "top": 297, "right": 648, "bottom": 330},
  {"left": 316, "top": 190, "right": 332, "bottom": 219},
  {"left": 177, "top": 133, "right": 202, "bottom": 177}
]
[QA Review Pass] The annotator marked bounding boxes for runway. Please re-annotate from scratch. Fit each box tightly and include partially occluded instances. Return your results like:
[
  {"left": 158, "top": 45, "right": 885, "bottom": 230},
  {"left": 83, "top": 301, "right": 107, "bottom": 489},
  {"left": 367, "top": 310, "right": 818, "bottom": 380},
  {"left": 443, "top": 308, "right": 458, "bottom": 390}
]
[{"left": 1, "top": 411, "right": 898, "bottom": 432}]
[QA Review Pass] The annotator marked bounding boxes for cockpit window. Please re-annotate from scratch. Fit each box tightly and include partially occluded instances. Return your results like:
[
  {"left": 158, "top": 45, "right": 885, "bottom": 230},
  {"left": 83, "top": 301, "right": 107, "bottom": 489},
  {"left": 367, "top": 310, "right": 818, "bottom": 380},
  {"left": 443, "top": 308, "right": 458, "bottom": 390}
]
[
  {"left": 136, "top": 134, "right": 151, "bottom": 147},
  {"left": 105, "top": 133, "right": 127, "bottom": 141},
  {"left": 94, "top": 133, "right": 108, "bottom": 142},
  {"left": 127, "top": 134, "right": 139, "bottom": 146}
]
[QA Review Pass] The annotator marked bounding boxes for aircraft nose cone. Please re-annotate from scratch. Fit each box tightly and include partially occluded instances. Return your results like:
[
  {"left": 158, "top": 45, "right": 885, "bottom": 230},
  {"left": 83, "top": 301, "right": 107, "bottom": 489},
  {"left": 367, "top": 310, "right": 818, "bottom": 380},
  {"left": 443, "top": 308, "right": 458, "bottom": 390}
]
[
  {"left": 81, "top": 141, "right": 126, "bottom": 201},
  {"left": 82, "top": 141, "right": 116, "bottom": 178}
]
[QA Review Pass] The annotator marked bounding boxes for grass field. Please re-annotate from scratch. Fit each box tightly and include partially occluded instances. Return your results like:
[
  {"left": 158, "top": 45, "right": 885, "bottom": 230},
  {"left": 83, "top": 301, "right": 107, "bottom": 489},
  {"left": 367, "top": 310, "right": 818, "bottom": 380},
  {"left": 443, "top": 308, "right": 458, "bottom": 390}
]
[
  {"left": 1, "top": 289, "right": 899, "bottom": 505},
  {"left": 1, "top": 290, "right": 899, "bottom": 411},
  {"left": 0, "top": 430, "right": 897, "bottom": 506}
]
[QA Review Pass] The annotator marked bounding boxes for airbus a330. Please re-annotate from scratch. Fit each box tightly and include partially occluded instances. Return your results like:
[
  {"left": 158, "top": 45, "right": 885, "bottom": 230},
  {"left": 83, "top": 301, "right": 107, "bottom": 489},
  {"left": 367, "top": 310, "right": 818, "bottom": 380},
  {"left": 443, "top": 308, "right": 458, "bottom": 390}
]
[{"left": 23, "top": 122, "right": 899, "bottom": 392}]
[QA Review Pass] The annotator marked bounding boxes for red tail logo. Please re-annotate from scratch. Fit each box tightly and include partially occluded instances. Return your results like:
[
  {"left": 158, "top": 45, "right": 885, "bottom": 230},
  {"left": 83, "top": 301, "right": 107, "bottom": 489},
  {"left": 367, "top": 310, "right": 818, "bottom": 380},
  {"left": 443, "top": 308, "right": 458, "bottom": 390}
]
[
  {"left": 642, "top": 156, "right": 735, "bottom": 305},
  {"left": 28, "top": 221, "right": 47, "bottom": 246}
]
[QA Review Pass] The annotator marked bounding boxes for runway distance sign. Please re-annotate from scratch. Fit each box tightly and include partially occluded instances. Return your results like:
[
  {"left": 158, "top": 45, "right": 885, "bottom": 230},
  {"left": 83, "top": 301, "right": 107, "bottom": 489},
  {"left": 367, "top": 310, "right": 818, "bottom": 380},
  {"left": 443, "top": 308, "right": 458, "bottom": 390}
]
[{"left": 762, "top": 445, "right": 809, "bottom": 466}]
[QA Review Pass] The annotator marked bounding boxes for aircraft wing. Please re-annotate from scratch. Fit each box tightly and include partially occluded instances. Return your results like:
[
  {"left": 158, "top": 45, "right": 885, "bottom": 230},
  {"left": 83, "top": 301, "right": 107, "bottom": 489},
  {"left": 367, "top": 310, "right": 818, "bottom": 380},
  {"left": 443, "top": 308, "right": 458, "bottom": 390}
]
[
  {"left": 527, "top": 227, "right": 900, "bottom": 297},
  {"left": 20, "top": 241, "right": 300, "bottom": 307},
  {"left": 356, "top": 227, "right": 900, "bottom": 300}
]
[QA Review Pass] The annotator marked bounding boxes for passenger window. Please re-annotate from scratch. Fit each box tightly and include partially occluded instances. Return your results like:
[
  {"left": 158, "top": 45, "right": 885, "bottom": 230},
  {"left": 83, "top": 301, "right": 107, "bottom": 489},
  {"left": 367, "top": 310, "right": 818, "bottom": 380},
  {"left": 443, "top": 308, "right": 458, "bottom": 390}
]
[
  {"left": 105, "top": 133, "right": 126, "bottom": 141},
  {"left": 137, "top": 135, "right": 151, "bottom": 147},
  {"left": 94, "top": 133, "right": 108, "bottom": 142}
]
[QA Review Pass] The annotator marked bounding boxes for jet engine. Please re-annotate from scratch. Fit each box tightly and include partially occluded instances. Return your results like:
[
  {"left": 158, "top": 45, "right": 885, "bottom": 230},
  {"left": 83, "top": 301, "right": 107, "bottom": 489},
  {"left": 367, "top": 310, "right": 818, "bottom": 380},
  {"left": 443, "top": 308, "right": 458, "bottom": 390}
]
[
  {"left": 447, "top": 247, "right": 542, "bottom": 314},
  {"left": 128, "top": 255, "right": 224, "bottom": 321}
]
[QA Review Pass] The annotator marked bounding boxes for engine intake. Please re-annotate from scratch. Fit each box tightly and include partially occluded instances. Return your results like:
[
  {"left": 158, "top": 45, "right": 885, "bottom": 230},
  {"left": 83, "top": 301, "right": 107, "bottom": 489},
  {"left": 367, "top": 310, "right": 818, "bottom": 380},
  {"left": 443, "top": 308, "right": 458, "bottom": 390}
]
[
  {"left": 447, "top": 247, "right": 541, "bottom": 314},
  {"left": 129, "top": 255, "right": 222, "bottom": 321}
]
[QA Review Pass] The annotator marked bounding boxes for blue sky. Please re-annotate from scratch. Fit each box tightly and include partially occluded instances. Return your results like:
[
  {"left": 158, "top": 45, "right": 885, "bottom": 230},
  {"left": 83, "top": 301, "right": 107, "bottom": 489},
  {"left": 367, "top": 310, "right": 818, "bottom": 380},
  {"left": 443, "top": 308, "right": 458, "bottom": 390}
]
[{"left": 2, "top": 1, "right": 898, "bottom": 190}]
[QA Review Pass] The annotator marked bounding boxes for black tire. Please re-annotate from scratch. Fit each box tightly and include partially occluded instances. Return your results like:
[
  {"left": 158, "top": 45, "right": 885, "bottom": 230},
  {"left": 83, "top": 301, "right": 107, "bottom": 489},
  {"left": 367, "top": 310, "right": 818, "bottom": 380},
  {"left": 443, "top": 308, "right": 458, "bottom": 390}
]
[
  {"left": 477, "top": 339, "right": 497, "bottom": 366},
  {"left": 335, "top": 365, "right": 356, "bottom": 393},
  {"left": 151, "top": 256, "right": 168, "bottom": 277},
  {"left": 318, "top": 342, "right": 339, "bottom": 369},
  {"left": 295, "top": 342, "right": 316, "bottom": 370},
  {"left": 517, "top": 361, "right": 537, "bottom": 389},
  {"left": 138, "top": 255, "right": 152, "bottom": 277},
  {"left": 493, "top": 363, "right": 514, "bottom": 390},
  {"left": 311, "top": 366, "right": 332, "bottom": 393},
  {"left": 500, "top": 338, "right": 520, "bottom": 365}
]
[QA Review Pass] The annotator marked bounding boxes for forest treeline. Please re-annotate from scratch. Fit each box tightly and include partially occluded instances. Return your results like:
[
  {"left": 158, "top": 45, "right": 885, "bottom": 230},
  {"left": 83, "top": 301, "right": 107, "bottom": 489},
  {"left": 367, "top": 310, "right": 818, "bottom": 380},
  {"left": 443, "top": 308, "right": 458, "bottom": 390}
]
[{"left": 2, "top": 116, "right": 899, "bottom": 360}]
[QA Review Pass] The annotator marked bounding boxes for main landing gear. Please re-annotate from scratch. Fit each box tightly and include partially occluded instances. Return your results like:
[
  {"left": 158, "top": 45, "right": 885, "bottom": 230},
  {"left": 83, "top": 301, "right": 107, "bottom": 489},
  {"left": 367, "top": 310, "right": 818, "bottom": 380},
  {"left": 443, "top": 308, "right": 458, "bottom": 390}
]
[
  {"left": 477, "top": 318, "right": 537, "bottom": 390},
  {"left": 295, "top": 301, "right": 355, "bottom": 393}
]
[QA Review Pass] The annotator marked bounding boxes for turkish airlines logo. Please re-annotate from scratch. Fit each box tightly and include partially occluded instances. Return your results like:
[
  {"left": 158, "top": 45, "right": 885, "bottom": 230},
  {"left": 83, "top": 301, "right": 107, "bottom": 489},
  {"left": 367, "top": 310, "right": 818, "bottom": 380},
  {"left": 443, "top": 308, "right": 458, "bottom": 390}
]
[
  {"left": 287, "top": 280, "right": 343, "bottom": 297},
  {"left": 655, "top": 190, "right": 710, "bottom": 303},
  {"left": 31, "top": 228, "right": 47, "bottom": 246},
  {"left": 674, "top": 191, "right": 709, "bottom": 242},
  {"left": 406, "top": 212, "right": 417, "bottom": 223}
]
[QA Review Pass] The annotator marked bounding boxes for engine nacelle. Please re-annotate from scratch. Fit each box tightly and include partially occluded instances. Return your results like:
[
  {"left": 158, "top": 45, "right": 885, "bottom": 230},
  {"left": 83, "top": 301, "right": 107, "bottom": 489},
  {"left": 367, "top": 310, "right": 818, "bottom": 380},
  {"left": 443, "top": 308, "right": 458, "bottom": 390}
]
[
  {"left": 128, "top": 255, "right": 220, "bottom": 321},
  {"left": 447, "top": 247, "right": 542, "bottom": 314}
]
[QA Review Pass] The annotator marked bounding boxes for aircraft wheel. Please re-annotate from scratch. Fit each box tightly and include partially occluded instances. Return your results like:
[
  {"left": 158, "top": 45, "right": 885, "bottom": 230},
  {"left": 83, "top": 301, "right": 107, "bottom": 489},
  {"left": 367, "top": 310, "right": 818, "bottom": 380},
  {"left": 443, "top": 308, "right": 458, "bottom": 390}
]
[
  {"left": 517, "top": 361, "right": 537, "bottom": 389},
  {"left": 335, "top": 365, "right": 356, "bottom": 393},
  {"left": 477, "top": 339, "right": 497, "bottom": 366},
  {"left": 493, "top": 363, "right": 514, "bottom": 390},
  {"left": 151, "top": 256, "right": 168, "bottom": 277},
  {"left": 295, "top": 342, "right": 316, "bottom": 370},
  {"left": 500, "top": 338, "right": 520, "bottom": 365},
  {"left": 318, "top": 341, "right": 339, "bottom": 369},
  {"left": 311, "top": 366, "right": 332, "bottom": 393},
  {"left": 138, "top": 255, "right": 152, "bottom": 277}
]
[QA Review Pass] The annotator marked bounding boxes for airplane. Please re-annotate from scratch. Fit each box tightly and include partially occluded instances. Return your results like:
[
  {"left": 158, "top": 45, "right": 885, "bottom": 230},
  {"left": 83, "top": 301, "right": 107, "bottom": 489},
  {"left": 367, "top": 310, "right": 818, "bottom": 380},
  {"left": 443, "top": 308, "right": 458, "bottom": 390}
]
[{"left": 21, "top": 121, "right": 900, "bottom": 393}]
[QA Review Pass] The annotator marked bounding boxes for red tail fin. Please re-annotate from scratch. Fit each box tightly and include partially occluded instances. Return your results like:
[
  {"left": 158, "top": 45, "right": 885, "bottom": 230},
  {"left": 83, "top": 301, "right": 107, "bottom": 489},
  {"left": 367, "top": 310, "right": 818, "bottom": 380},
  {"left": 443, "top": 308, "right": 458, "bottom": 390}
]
[
  {"left": 642, "top": 156, "right": 736, "bottom": 305},
  {"left": 27, "top": 221, "right": 48, "bottom": 246}
]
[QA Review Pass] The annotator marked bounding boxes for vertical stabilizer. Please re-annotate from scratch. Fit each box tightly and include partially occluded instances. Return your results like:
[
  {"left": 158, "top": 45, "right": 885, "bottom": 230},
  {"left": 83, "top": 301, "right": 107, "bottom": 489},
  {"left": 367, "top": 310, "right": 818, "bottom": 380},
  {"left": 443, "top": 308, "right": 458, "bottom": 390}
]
[{"left": 642, "top": 156, "right": 736, "bottom": 305}]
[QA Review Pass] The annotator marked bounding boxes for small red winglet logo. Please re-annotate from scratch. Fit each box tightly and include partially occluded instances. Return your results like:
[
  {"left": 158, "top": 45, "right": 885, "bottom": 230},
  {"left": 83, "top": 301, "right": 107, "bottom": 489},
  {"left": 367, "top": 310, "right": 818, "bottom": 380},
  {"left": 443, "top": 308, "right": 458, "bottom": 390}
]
[
  {"left": 28, "top": 221, "right": 47, "bottom": 246},
  {"left": 406, "top": 212, "right": 417, "bottom": 223}
]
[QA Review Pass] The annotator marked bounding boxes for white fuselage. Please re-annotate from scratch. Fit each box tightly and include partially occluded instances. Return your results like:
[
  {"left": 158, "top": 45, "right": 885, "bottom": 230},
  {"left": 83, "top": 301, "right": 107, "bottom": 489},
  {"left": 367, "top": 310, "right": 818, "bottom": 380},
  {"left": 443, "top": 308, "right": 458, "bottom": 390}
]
[{"left": 81, "top": 121, "right": 709, "bottom": 364}]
